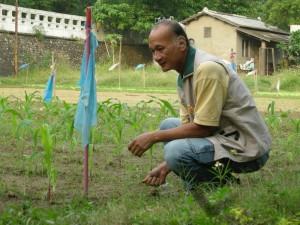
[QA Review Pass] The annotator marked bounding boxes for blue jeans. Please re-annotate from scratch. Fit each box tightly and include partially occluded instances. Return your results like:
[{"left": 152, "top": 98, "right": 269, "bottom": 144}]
[{"left": 160, "top": 118, "right": 269, "bottom": 187}]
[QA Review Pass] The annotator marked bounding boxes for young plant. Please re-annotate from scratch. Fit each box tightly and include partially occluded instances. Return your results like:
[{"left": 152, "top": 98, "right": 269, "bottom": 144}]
[
  {"left": 290, "top": 118, "right": 300, "bottom": 134},
  {"left": 40, "top": 123, "right": 57, "bottom": 202},
  {"left": 265, "top": 101, "right": 281, "bottom": 130}
]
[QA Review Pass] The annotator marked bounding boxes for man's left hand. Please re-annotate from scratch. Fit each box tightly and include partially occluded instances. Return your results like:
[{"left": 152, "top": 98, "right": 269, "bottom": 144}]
[{"left": 128, "top": 132, "right": 155, "bottom": 157}]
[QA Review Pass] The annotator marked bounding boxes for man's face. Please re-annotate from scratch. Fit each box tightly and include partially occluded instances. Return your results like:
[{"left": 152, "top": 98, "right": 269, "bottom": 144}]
[{"left": 148, "top": 25, "right": 185, "bottom": 72}]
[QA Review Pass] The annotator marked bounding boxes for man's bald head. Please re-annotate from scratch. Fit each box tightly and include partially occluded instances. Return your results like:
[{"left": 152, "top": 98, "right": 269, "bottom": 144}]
[{"left": 150, "top": 20, "right": 189, "bottom": 48}]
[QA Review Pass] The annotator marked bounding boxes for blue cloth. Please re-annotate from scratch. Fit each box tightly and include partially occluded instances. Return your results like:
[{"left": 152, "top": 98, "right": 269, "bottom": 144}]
[
  {"left": 135, "top": 64, "right": 145, "bottom": 70},
  {"left": 74, "top": 32, "right": 98, "bottom": 146},
  {"left": 43, "top": 73, "right": 55, "bottom": 102},
  {"left": 19, "top": 63, "right": 29, "bottom": 70}
]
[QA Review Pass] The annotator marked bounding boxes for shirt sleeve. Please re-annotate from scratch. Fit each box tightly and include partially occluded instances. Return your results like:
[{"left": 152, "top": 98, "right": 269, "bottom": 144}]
[
  {"left": 193, "top": 61, "right": 229, "bottom": 126},
  {"left": 179, "top": 102, "right": 190, "bottom": 124}
]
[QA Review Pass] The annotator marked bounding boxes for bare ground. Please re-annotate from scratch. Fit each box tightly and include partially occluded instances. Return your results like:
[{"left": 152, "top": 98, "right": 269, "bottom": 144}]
[{"left": 1, "top": 87, "right": 300, "bottom": 112}]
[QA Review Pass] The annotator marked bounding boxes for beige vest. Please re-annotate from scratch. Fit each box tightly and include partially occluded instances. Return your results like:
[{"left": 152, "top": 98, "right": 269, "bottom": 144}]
[{"left": 178, "top": 49, "right": 271, "bottom": 162}]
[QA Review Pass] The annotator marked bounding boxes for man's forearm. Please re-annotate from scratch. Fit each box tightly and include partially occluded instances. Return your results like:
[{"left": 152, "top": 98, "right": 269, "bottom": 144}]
[{"left": 152, "top": 122, "right": 216, "bottom": 143}]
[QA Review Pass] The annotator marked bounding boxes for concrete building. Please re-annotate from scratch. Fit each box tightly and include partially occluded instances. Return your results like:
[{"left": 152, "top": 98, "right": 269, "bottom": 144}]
[{"left": 181, "top": 7, "right": 290, "bottom": 75}]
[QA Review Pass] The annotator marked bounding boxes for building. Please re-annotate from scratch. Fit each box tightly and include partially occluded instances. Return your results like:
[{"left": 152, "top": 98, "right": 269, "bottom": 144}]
[{"left": 181, "top": 7, "right": 290, "bottom": 75}]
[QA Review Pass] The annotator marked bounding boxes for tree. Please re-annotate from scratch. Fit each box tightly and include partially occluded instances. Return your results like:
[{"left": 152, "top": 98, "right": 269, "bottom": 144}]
[
  {"left": 92, "top": 0, "right": 266, "bottom": 38},
  {"left": 263, "top": 0, "right": 300, "bottom": 31},
  {"left": 0, "top": 0, "right": 96, "bottom": 15},
  {"left": 279, "top": 31, "right": 300, "bottom": 64}
]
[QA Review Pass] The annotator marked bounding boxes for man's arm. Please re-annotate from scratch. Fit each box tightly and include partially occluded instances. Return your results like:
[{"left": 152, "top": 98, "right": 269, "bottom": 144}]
[{"left": 128, "top": 122, "right": 216, "bottom": 157}]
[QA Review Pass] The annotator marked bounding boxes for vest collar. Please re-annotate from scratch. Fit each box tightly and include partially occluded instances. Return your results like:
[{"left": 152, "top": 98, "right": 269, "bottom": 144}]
[
  {"left": 177, "top": 46, "right": 196, "bottom": 88},
  {"left": 180, "top": 46, "right": 196, "bottom": 79}
]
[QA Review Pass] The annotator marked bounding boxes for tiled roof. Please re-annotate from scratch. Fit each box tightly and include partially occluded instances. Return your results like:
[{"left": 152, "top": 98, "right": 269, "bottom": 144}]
[{"left": 182, "top": 7, "right": 289, "bottom": 35}]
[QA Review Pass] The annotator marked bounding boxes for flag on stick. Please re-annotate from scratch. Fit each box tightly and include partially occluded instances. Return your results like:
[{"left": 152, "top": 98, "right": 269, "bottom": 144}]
[
  {"left": 74, "top": 7, "right": 98, "bottom": 196},
  {"left": 43, "top": 73, "right": 55, "bottom": 102},
  {"left": 74, "top": 28, "right": 98, "bottom": 147}
]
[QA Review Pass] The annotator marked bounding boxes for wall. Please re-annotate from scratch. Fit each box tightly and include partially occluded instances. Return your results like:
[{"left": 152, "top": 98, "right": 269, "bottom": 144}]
[
  {"left": 185, "top": 15, "right": 237, "bottom": 61},
  {"left": 0, "top": 3, "right": 86, "bottom": 39},
  {"left": 0, "top": 31, "right": 152, "bottom": 76}
]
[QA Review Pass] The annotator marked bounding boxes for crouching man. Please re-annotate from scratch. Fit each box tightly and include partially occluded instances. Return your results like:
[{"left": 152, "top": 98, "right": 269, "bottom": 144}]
[{"left": 128, "top": 20, "right": 271, "bottom": 190}]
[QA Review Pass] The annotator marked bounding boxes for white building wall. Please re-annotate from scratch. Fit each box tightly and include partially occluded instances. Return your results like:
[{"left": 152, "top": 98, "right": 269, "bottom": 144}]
[
  {"left": 0, "top": 3, "right": 86, "bottom": 39},
  {"left": 290, "top": 25, "right": 300, "bottom": 33}
]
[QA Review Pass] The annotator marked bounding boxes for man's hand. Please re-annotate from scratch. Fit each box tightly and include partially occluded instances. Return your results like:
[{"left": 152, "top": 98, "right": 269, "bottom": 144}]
[
  {"left": 128, "top": 132, "right": 156, "bottom": 157},
  {"left": 143, "top": 161, "right": 171, "bottom": 186}
]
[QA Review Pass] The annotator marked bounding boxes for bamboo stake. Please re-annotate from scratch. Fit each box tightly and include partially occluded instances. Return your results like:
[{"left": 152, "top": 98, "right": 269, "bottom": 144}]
[
  {"left": 143, "top": 66, "right": 146, "bottom": 88},
  {"left": 118, "top": 37, "right": 122, "bottom": 90},
  {"left": 14, "top": 0, "right": 19, "bottom": 76},
  {"left": 83, "top": 6, "right": 92, "bottom": 196},
  {"left": 51, "top": 52, "right": 56, "bottom": 98}
]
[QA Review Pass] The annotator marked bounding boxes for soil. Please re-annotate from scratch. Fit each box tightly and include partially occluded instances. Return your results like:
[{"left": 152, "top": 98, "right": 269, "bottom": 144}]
[{"left": 1, "top": 87, "right": 300, "bottom": 113}]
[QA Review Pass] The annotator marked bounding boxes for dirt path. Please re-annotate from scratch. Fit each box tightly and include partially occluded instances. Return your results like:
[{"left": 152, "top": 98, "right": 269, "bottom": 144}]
[{"left": 1, "top": 87, "right": 300, "bottom": 112}]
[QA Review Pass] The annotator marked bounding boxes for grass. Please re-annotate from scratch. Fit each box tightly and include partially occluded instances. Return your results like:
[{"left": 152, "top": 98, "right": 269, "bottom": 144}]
[
  {"left": 0, "top": 94, "right": 299, "bottom": 224},
  {"left": 0, "top": 58, "right": 178, "bottom": 92},
  {"left": 1, "top": 59, "right": 300, "bottom": 96}
]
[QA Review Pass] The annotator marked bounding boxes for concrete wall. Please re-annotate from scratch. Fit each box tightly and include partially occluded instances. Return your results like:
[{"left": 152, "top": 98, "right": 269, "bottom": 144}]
[
  {"left": 0, "top": 3, "right": 86, "bottom": 39},
  {"left": 185, "top": 15, "right": 237, "bottom": 61},
  {"left": 0, "top": 31, "right": 152, "bottom": 76}
]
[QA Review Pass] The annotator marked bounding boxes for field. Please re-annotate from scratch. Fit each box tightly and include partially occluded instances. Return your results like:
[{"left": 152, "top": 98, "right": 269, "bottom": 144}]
[
  {"left": 0, "top": 91, "right": 299, "bottom": 225},
  {"left": 0, "top": 63, "right": 300, "bottom": 224}
]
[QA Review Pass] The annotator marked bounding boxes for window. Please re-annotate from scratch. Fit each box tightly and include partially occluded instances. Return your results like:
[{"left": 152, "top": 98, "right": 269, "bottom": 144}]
[
  {"left": 242, "top": 39, "right": 250, "bottom": 57},
  {"left": 2, "top": 9, "right": 8, "bottom": 16},
  {"left": 204, "top": 27, "right": 211, "bottom": 38}
]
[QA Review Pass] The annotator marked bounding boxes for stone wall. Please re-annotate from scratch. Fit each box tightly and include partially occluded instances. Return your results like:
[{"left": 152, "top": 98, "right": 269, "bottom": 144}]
[{"left": 0, "top": 31, "right": 152, "bottom": 76}]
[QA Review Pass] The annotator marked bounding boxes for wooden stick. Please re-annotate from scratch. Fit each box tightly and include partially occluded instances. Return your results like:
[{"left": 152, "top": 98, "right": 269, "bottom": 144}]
[
  {"left": 83, "top": 144, "right": 89, "bottom": 195},
  {"left": 14, "top": 0, "right": 19, "bottom": 76},
  {"left": 83, "top": 6, "right": 92, "bottom": 196},
  {"left": 118, "top": 37, "right": 122, "bottom": 90}
]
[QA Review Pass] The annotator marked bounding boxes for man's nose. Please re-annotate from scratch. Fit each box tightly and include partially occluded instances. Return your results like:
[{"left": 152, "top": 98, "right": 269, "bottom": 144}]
[{"left": 153, "top": 51, "right": 162, "bottom": 61}]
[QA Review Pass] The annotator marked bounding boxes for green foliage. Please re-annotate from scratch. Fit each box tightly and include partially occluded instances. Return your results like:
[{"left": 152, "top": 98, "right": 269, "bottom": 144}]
[
  {"left": 278, "top": 31, "right": 300, "bottom": 65},
  {"left": 0, "top": 0, "right": 96, "bottom": 15},
  {"left": 264, "top": 0, "right": 300, "bottom": 30},
  {"left": 195, "top": 0, "right": 265, "bottom": 17},
  {"left": 40, "top": 123, "right": 57, "bottom": 197},
  {"left": 92, "top": 0, "right": 266, "bottom": 37}
]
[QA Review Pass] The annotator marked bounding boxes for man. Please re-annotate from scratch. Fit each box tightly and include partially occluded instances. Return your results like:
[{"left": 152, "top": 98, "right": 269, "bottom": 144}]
[{"left": 128, "top": 20, "right": 271, "bottom": 189}]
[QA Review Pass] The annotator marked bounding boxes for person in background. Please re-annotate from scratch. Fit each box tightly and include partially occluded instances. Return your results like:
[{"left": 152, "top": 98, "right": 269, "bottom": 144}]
[
  {"left": 128, "top": 20, "right": 271, "bottom": 193},
  {"left": 229, "top": 48, "right": 237, "bottom": 72}
]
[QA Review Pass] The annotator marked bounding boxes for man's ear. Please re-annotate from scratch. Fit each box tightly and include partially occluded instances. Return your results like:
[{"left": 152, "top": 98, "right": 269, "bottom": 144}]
[{"left": 176, "top": 36, "right": 187, "bottom": 50}]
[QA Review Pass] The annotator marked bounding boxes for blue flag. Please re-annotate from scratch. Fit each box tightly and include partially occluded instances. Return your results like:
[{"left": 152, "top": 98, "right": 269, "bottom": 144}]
[
  {"left": 135, "top": 64, "right": 145, "bottom": 70},
  {"left": 74, "top": 32, "right": 98, "bottom": 146},
  {"left": 43, "top": 73, "right": 55, "bottom": 102}
]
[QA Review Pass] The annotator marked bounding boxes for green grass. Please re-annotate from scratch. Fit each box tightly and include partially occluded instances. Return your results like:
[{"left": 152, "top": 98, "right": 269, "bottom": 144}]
[
  {"left": 0, "top": 94, "right": 299, "bottom": 225},
  {"left": 242, "top": 68, "right": 300, "bottom": 93},
  {"left": 0, "top": 59, "right": 178, "bottom": 92},
  {"left": 2, "top": 60, "right": 300, "bottom": 96}
]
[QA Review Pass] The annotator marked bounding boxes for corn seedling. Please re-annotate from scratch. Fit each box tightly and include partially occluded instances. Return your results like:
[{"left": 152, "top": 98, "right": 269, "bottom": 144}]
[
  {"left": 265, "top": 101, "right": 281, "bottom": 129},
  {"left": 290, "top": 118, "right": 300, "bottom": 134},
  {"left": 40, "top": 123, "right": 57, "bottom": 202}
]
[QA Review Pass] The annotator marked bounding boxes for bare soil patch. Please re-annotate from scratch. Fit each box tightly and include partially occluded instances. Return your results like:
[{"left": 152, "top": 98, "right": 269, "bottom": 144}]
[{"left": 1, "top": 87, "right": 300, "bottom": 112}]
